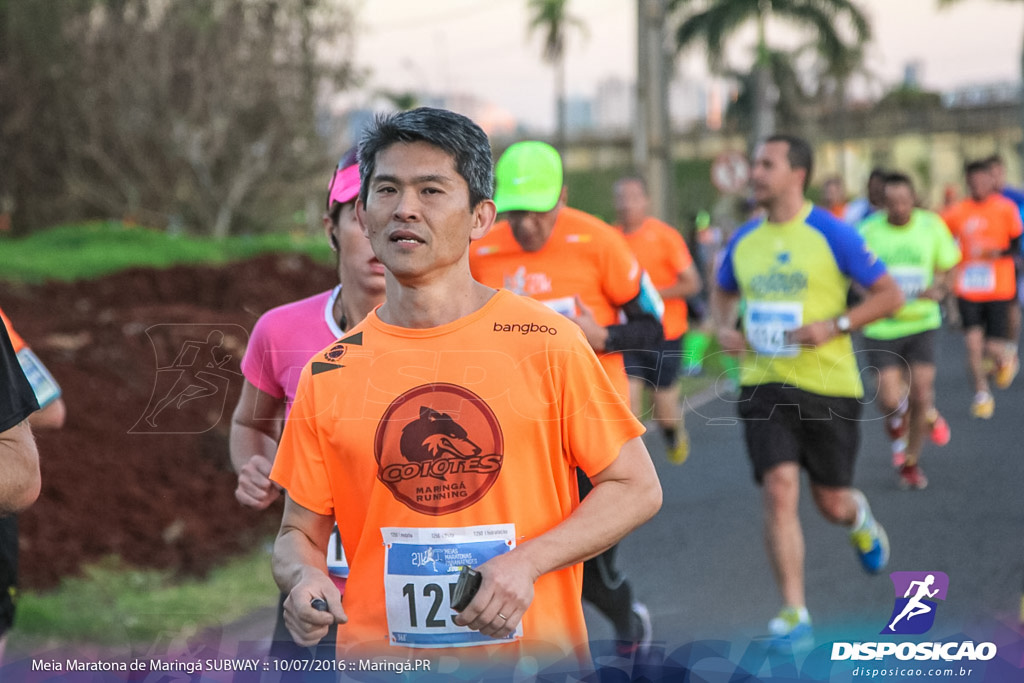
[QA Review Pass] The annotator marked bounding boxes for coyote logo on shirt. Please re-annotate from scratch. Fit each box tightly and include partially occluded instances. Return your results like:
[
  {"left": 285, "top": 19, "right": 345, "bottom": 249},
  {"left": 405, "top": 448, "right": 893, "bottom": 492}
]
[
  {"left": 376, "top": 384, "right": 504, "bottom": 515},
  {"left": 400, "top": 407, "right": 482, "bottom": 466}
]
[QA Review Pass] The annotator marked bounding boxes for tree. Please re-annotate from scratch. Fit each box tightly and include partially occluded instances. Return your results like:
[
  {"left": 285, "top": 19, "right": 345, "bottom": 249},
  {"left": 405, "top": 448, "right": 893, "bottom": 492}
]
[
  {"left": 0, "top": 0, "right": 358, "bottom": 237},
  {"left": 724, "top": 48, "right": 814, "bottom": 132},
  {"left": 669, "top": 0, "right": 871, "bottom": 149},
  {"left": 527, "top": 0, "right": 586, "bottom": 149}
]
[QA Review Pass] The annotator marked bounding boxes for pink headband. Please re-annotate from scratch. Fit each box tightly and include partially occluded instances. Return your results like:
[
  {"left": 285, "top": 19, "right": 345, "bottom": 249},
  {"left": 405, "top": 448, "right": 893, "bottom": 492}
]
[{"left": 327, "top": 164, "right": 361, "bottom": 208}]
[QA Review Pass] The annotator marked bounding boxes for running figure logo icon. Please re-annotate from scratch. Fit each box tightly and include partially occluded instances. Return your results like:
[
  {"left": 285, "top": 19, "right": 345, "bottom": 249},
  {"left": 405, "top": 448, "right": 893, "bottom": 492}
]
[{"left": 882, "top": 571, "right": 949, "bottom": 635}]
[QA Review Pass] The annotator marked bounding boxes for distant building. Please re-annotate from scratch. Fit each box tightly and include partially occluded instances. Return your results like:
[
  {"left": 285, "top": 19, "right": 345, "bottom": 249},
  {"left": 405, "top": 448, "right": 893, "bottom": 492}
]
[
  {"left": 594, "top": 77, "right": 633, "bottom": 132},
  {"left": 566, "top": 96, "right": 594, "bottom": 132}
]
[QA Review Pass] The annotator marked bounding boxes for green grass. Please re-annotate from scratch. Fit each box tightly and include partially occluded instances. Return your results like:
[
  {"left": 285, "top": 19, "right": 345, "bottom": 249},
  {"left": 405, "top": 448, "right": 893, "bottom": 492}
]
[
  {"left": 9, "top": 546, "right": 278, "bottom": 647},
  {"left": 0, "top": 220, "right": 332, "bottom": 284}
]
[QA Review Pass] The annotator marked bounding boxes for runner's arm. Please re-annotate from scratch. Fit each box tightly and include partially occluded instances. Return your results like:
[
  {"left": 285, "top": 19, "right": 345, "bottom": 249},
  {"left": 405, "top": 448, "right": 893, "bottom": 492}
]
[
  {"left": 791, "top": 273, "right": 903, "bottom": 346},
  {"left": 272, "top": 495, "right": 347, "bottom": 645},
  {"left": 28, "top": 398, "right": 65, "bottom": 430},
  {"left": 659, "top": 263, "right": 703, "bottom": 301},
  {"left": 710, "top": 284, "right": 746, "bottom": 354},
  {"left": 1004, "top": 235, "right": 1021, "bottom": 258},
  {"left": 230, "top": 381, "right": 286, "bottom": 509},
  {"left": 453, "top": 436, "right": 661, "bottom": 637},
  {"left": 602, "top": 293, "right": 664, "bottom": 353},
  {"left": 0, "top": 421, "right": 40, "bottom": 515},
  {"left": 921, "top": 267, "right": 956, "bottom": 301}
]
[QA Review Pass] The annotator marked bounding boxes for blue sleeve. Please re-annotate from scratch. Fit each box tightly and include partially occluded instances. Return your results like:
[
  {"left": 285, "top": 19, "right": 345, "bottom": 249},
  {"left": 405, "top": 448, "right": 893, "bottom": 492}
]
[
  {"left": 808, "top": 207, "right": 887, "bottom": 289},
  {"left": 716, "top": 218, "right": 760, "bottom": 293}
]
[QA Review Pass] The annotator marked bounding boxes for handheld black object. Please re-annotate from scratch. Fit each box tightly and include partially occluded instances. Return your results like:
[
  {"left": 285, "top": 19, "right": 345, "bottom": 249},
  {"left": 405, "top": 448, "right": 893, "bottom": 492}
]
[
  {"left": 451, "top": 566, "right": 482, "bottom": 612},
  {"left": 310, "top": 597, "right": 329, "bottom": 612}
]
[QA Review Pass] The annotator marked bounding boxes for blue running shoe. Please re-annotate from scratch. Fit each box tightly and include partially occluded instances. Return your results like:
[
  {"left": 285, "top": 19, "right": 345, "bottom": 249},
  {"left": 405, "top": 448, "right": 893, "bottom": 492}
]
[
  {"left": 849, "top": 490, "right": 890, "bottom": 574},
  {"left": 767, "top": 607, "right": 813, "bottom": 651}
]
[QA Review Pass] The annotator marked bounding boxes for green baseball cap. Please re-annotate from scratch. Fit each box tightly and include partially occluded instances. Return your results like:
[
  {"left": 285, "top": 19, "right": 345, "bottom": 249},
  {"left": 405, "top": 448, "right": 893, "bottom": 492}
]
[{"left": 494, "top": 141, "right": 563, "bottom": 213}]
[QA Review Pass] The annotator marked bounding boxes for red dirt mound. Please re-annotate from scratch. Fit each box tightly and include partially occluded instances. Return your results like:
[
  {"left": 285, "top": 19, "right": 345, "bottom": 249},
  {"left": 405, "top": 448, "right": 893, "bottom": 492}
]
[{"left": 2, "top": 254, "right": 338, "bottom": 589}]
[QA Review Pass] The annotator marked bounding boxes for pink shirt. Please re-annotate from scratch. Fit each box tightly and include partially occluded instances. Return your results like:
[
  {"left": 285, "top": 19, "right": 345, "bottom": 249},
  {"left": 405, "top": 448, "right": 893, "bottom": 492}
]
[{"left": 241, "top": 287, "right": 344, "bottom": 413}]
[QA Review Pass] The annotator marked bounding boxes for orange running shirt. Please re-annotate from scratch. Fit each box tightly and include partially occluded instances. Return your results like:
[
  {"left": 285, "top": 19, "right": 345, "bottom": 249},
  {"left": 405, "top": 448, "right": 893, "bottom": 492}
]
[
  {"left": 270, "top": 290, "right": 643, "bottom": 666},
  {"left": 470, "top": 207, "right": 643, "bottom": 398},
  {"left": 0, "top": 309, "right": 26, "bottom": 353},
  {"left": 942, "top": 195, "right": 1023, "bottom": 302},
  {"left": 619, "top": 217, "right": 693, "bottom": 340}
]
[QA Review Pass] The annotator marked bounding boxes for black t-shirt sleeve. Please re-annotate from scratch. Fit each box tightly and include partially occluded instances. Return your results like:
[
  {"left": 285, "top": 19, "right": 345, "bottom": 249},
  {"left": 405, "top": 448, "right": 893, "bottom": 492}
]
[{"left": 0, "top": 325, "right": 38, "bottom": 432}]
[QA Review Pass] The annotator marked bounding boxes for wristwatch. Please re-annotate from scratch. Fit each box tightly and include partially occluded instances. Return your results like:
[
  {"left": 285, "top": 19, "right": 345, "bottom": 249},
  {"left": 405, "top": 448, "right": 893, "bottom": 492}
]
[{"left": 835, "top": 314, "right": 852, "bottom": 334}]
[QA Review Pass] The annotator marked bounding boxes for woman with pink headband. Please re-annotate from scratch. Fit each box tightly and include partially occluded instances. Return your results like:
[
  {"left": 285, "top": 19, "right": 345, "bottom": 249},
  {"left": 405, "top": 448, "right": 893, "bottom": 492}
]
[{"left": 228, "top": 148, "right": 386, "bottom": 660}]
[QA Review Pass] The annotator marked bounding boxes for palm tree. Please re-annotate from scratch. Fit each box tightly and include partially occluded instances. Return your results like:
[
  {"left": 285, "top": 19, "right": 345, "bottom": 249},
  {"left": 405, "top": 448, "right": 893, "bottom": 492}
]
[
  {"left": 527, "top": 0, "right": 586, "bottom": 149},
  {"left": 669, "top": 0, "right": 871, "bottom": 148}
]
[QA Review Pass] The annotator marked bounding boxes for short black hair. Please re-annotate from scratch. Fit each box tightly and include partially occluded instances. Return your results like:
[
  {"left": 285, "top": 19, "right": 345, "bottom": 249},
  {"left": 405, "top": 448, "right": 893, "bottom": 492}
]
[
  {"left": 765, "top": 134, "right": 814, "bottom": 191},
  {"left": 357, "top": 107, "right": 494, "bottom": 208},
  {"left": 984, "top": 153, "right": 1005, "bottom": 168},
  {"left": 964, "top": 159, "right": 990, "bottom": 176},
  {"left": 883, "top": 171, "right": 915, "bottom": 192}
]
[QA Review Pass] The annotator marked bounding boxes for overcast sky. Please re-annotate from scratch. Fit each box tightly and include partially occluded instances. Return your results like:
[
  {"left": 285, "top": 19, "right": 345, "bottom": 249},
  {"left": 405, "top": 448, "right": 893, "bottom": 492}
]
[{"left": 350, "top": 0, "right": 1024, "bottom": 131}]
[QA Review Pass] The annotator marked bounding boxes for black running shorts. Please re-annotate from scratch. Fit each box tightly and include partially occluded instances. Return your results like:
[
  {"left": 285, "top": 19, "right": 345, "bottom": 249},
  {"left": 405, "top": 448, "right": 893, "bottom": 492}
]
[
  {"left": 623, "top": 336, "right": 684, "bottom": 389},
  {"left": 864, "top": 329, "right": 937, "bottom": 370},
  {"left": 957, "top": 298, "right": 1013, "bottom": 340},
  {"left": 736, "top": 383, "right": 863, "bottom": 487}
]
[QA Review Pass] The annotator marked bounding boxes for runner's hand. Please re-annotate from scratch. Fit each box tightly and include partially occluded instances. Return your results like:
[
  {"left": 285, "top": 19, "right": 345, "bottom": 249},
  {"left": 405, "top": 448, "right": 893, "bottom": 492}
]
[
  {"left": 715, "top": 326, "right": 747, "bottom": 355},
  {"left": 282, "top": 572, "right": 346, "bottom": 647},
  {"left": 452, "top": 551, "right": 537, "bottom": 639},
  {"left": 571, "top": 296, "right": 610, "bottom": 352},
  {"left": 235, "top": 454, "right": 281, "bottom": 510},
  {"left": 788, "top": 320, "right": 835, "bottom": 347}
]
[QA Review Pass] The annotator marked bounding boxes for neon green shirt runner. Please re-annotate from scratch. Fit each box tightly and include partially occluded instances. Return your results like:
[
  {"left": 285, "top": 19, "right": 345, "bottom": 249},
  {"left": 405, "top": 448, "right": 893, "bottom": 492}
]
[{"left": 859, "top": 209, "right": 962, "bottom": 340}]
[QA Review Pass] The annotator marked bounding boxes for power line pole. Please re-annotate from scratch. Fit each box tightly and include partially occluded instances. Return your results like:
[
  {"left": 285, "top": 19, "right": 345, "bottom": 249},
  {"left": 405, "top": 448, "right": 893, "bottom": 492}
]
[{"left": 634, "top": 0, "right": 672, "bottom": 221}]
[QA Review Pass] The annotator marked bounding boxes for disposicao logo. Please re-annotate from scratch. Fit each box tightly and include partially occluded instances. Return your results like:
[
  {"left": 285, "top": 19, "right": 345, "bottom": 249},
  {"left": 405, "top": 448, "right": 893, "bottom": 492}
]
[
  {"left": 830, "top": 571, "right": 998, "bottom": 663},
  {"left": 883, "top": 571, "right": 949, "bottom": 635}
]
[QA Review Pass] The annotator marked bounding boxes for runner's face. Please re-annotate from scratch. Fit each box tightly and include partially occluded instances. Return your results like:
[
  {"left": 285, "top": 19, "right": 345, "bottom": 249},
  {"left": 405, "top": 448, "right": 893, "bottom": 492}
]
[
  {"left": 751, "top": 141, "right": 803, "bottom": 208},
  {"left": 967, "top": 169, "right": 994, "bottom": 200},
  {"left": 614, "top": 179, "right": 648, "bottom": 227},
  {"left": 506, "top": 205, "right": 559, "bottom": 253},
  {"left": 884, "top": 183, "right": 914, "bottom": 226},
  {"left": 334, "top": 203, "right": 387, "bottom": 296},
  {"left": 823, "top": 181, "right": 844, "bottom": 206},
  {"left": 357, "top": 141, "right": 493, "bottom": 283}
]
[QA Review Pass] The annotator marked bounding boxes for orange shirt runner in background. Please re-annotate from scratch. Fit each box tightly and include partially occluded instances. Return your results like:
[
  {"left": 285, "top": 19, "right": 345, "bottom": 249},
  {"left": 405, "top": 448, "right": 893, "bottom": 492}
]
[
  {"left": 470, "top": 207, "right": 643, "bottom": 399},
  {"left": 271, "top": 290, "right": 643, "bottom": 666},
  {"left": 942, "top": 194, "right": 1023, "bottom": 302},
  {"left": 619, "top": 217, "right": 694, "bottom": 340}
]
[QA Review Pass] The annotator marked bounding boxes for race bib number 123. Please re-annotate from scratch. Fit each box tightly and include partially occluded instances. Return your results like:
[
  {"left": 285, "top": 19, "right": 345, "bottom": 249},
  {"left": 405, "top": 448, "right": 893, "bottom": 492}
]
[{"left": 381, "top": 524, "right": 520, "bottom": 648}]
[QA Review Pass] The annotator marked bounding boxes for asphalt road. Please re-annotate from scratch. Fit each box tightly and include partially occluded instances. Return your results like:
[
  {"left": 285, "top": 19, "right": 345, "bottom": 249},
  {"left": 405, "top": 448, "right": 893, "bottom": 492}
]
[{"left": 584, "top": 327, "right": 1024, "bottom": 673}]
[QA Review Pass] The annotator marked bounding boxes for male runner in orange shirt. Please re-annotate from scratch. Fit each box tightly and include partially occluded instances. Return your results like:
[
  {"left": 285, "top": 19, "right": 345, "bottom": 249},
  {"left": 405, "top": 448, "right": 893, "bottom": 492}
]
[
  {"left": 942, "top": 158, "right": 1023, "bottom": 418},
  {"left": 270, "top": 109, "right": 662, "bottom": 673},
  {"left": 614, "top": 175, "right": 702, "bottom": 464},
  {"left": 470, "top": 141, "right": 664, "bottom": 658}
]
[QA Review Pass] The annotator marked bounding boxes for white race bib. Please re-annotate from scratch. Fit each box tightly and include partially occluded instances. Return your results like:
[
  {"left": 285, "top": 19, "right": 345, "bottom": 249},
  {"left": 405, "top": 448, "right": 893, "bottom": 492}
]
[
  {"left": 959, "top": 263, "right": 996, "bottom": 295},
  {"left": 744, "top": 301, "right": 804, "bottom": 357},
  {"left": 539, "top": 296, "right": 578, "bottom": 318},
  {"left": 890, "top": 266, "right": 928, "bottom": 301},
  {"left": 325, "top": 524, "right": 348, "bottom": 578},
  {"left": 381, "top": 524, "right": 520, "bottom": 648}
]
